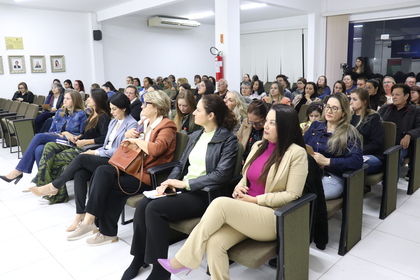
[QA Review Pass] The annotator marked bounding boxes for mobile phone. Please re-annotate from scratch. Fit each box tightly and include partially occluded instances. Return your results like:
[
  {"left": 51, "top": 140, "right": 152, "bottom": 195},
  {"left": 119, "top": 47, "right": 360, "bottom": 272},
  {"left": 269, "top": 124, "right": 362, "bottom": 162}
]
[
  {"left": 136, "top": 123, "right": 144, "bottom": 133},
  {"left": 306, "top": 144, "right": 315, "bottom": 155}
]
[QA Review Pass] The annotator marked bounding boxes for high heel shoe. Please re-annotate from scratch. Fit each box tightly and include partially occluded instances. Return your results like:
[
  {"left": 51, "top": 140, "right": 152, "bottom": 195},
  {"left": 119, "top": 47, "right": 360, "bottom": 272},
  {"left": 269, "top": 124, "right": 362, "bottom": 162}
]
[
  {"left": 157, "top": 259, "right": 192, "bottom": 276},
  {"left": 28, "top": 184, "right": 58, "bottom": 197},
  {"left": 0, "top": 174, "right": 23, "bottom": 185}
]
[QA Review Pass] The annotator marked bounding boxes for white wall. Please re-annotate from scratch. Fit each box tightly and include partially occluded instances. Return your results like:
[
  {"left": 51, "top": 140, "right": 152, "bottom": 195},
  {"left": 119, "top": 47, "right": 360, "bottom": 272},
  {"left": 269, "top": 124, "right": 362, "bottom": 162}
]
[
  {"left": 0, "top": 4, "right": 96, "bottom": 98},
  {"left": 101, "top": 16, "right": 215, "bottom": 89}
]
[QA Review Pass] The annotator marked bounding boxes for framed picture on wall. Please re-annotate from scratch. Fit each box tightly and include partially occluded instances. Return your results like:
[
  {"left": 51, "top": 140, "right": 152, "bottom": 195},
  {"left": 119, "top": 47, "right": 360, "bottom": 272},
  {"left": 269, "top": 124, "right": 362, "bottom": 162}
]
[
  {"left": 8, "top": 55, "right": 26, "bottom": 74},
  {"left": 0, "top": 56, "right": 3, "bottom": 75},
  {"left": 50, "top": 55, "right": 65, "bottom": 72},
  {"left": 30, "top": 55, "right": 46, "bottom": 73}
]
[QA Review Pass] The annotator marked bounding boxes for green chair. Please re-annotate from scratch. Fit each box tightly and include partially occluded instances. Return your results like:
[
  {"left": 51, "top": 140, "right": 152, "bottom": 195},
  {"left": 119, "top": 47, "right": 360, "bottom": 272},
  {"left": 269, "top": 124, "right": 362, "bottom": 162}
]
[
  {"left": 365, "top": 121, "right": 401, "bottom": 219},
  {"left": 407, "top": 137, "right": 420, "bottom": 195},
  {"left": 0, "top": 98, "right": 6, "bottom": 110},
  {"left": 121, "top": 131, "right": 189, "bottom": 225},
  {"left": 6, "top": 104, "right": 39, "bottom": 157},
  {"left": 0, "top": 99, "right": 12, "bottom": 112},
  {"left": 0, "top": 101, "right": 22, "bottom": 147},
  {"left": 11, "top": 117, "right": 36, "bottom": 158},
  {"left": 34, "top": 95, "right": 46, "bottom": 106},
  {"left": 326, "top": 164, "right": 368, "bottom": 255},
  {"left": 298, "top": 104, "right": 309, "bottom": 123},
  {"left": 264, "top": 82, "right": 273, "bottom": 95},
  {"left": 1, "top": 102, "right": 29, "bottom": 149}
]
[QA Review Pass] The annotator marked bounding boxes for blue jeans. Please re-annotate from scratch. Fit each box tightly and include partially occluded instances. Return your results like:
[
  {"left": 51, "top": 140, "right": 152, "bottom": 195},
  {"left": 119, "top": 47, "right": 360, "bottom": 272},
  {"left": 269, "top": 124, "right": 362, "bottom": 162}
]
[
  {"left": 322, "top": 173, "right": 344, "bottom": 200},
  {"left": 365, "top": 155, "right": 383, "bottom": 175},
  {"left": 16, "top": 133, "right": 63, "bottom": 173}
]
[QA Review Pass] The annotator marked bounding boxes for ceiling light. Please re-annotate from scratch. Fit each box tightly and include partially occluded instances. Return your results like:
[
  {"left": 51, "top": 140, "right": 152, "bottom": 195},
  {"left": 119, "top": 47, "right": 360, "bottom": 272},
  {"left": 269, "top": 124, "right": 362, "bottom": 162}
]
[
  {"left": 187, "top": 11, "right": 214, "bottom": 19},
  {"left": 240, "top": 3, "right": 267, "bottom": 10},
  {"left": 354, "top": 24, "right": 363, "bottom": 28}
]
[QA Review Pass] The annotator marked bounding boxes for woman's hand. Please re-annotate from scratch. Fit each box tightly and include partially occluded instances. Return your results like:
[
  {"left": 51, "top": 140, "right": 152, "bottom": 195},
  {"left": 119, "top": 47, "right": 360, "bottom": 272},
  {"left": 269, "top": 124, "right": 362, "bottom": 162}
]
[
  {"left": 232, "top": 185, "right": 249, "bottom": 198},
  {"left": 50, "top": 108, "right": 57, "bottom": 113},
  {"left": 75, "top": 139, "right": 89, "bottom": 148},
  {"left": 121, "top": 139, "right": 141, "bottom": 150},
  {"left": 82, "top": 150, "right": 95, "bottom": 155},
  {"left": 61, "top": 131, "right": 74, "bottom": 140},
  {"left": 302, "top": 123, "right": 310, "bottom": 134},
  {"left": 313, "top": 152, "right": 330, "bottom": 166},
  {"left": 235, "top": 193, "right": 257, "bottom": 204},
  {"left": 125, "top": 128, "right": 140, "bottom": 139},
  {"left": 157, "top": 179, "right": 187, "bottom": 194}
]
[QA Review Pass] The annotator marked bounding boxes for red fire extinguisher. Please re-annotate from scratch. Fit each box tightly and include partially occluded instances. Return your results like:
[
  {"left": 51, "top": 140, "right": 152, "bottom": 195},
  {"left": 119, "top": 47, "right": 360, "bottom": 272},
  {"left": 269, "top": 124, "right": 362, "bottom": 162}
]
[{"left": 211, "top": 47, "right": 223, "bottom": 82}]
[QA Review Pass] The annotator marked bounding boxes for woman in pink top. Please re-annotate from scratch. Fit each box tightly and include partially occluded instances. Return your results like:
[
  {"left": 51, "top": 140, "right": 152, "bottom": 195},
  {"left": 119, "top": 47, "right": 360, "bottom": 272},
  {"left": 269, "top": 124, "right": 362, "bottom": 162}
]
[{"left": 157, "top": 104, "right": 309, "bottom": 280}]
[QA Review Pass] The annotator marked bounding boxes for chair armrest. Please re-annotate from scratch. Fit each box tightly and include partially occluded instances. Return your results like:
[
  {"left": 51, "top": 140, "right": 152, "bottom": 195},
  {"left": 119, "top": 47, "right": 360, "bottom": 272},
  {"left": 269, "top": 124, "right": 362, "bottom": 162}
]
[
  {"left": 202, "top": 175, "right": 242, "bottom": 203},
  {"left": 4, "top": 114, "right": 25, "bottom": 121},
  {"left": 80, "top": 143, "right": 102, "bottom": 151},
  {"left": 12, "top": 118, "right": 36, "bottom": 123},
  {"left": 383, "top": 145, "right": 401, "bottom": 156},
  {"left": 275, "top": 193, "right": 317, "bottom": 217},
  {"left": 0, "top": 112, "right": 17, "bottom": 118},
  {"left": 342, "top": 163, "right": 368, "bottom": 179},
  {"left": 147, "top": 161, "right": 179, "bottom": 188}
]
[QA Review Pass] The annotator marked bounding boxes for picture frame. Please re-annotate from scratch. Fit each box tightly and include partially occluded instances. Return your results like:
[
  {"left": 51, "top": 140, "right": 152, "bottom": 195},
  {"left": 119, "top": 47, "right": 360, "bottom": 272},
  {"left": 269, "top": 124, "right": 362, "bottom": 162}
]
[
  {"left": 8, "top": 55, "right": 26, "bottom": 74},
  {"left": 30, "top": 55, "right": 46, "bottom": 73},
  {"left": 0, "top": 56, "right": 3, "bottom": 75},
  {"left": 50, "top": 55, "right": 65, "bottom": 72}
]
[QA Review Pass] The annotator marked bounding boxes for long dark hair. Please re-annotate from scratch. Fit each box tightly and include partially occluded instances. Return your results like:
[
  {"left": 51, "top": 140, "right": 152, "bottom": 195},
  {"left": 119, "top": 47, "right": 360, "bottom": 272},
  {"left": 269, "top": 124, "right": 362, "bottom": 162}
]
[
  {"left": 201, "top": 94, "right": 237, "bottom": 131},
  {"left": 305, "top": 82, "right": 319, "bottom": 99},
  {"left": 85, "top": 89, "right": 111, "bottom": 131},
  {"left": 244, "top": 104, "right": 305, "bottom": 184},
  {"left": 102, "top": 81, "right": 117, "bottom": 92},
  {"left": 203, "top": 80, "right": 215, "bottom": 95}
]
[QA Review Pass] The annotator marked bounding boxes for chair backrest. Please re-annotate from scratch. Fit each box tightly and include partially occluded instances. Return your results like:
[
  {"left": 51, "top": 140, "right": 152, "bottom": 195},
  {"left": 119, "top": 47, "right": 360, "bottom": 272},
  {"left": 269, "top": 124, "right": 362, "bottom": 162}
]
[
  {"left": 382, "top": 121, "right": 396, "bottom": 151},
  {"left": 79, "top": 92, "right": 86, "bottom": 101},
  {"left": 264, "top": 82, "right": 272, "bottom": 94},
  {"left": 8, "top": 101, "right": 21, "bottom": 113},
  {"left": 84, "top": 93, "right": 90, "bottom": 101},
  {"left": 25, "top": 104, "right": 40, "bottom": 118},
  {"left": 16, "top": 102, "right": 29, "bottom": 116},
  {"left": 3, "top": 100, "right": 13, "bottom": 111},
  {"left": 298, "top": 104, "right": 309, "bottom": 123},
  {"left": 13, "top": 119, "right": 35, "bottom": 156},
  {"left": 234, "top": 143, "right": 245, "bottom": 176},
  {"left": 0, "top": 98, "right": 6, "bottom": 108},
  {"left": 174, "top": 132, "right": 188, "bottom": 161},
  {"left": 34, "top": 95, "right": 46, "bottom": 105}
]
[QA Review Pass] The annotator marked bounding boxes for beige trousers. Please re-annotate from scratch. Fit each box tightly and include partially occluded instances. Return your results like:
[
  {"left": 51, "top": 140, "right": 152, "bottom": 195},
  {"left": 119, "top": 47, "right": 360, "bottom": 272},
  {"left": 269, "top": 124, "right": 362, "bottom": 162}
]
[{"left": 175, "top": 197, "right": 277, "bottom": 280}]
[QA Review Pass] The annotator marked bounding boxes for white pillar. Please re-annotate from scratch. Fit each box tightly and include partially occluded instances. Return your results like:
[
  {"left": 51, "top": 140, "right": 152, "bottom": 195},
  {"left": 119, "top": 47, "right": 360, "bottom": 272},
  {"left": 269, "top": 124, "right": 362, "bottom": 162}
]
[
  {"left": 306, "top": 12, "right": 326, "bottom": 81},
  {"left": 215, "top": 0, "right": 241, "bottom": 91}
]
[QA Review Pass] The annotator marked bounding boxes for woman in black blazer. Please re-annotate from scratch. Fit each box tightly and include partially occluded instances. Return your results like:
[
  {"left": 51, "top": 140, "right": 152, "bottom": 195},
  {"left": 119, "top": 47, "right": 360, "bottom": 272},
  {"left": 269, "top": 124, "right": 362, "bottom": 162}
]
[{"left": 125, "top": 84, "right": 142, "bottom": 121}]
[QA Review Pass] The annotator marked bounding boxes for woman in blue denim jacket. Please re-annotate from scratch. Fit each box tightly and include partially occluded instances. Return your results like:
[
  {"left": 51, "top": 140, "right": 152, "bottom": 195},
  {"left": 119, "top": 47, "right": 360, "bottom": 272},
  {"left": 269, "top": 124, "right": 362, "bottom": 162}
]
[
  {"left": 0, "top": 90, "right": 87, "bottom": 184},
  {"left": 304, "top": 93, "right": 363, "bottom": 200}
]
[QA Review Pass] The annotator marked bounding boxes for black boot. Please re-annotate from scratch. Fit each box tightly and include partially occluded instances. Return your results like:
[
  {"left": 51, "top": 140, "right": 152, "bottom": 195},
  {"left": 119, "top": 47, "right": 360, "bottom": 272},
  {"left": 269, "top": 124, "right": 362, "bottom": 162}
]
[{"left": 121, "top": 255, "right": 149, "bottom": 280}]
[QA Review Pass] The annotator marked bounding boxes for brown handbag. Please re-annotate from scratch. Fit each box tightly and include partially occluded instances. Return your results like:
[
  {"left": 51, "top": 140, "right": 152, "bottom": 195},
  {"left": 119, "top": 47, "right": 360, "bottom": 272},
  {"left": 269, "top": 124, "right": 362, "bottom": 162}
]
[{"left": 108, "top": 143, "right": 144, "bottom": 195}]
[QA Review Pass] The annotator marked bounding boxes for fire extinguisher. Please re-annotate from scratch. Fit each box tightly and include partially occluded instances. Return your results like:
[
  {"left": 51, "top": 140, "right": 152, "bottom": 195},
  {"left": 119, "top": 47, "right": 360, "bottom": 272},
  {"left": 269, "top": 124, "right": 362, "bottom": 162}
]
[{"left": 211, "top": 47, "right": 223, "bottom": 82}]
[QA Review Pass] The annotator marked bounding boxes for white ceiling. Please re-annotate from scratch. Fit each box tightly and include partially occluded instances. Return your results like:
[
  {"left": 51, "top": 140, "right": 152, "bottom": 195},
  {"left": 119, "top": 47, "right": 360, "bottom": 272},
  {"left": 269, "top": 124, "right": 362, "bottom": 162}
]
[{"left": 0, "top": 0, "right": 307, "bottom": 24}]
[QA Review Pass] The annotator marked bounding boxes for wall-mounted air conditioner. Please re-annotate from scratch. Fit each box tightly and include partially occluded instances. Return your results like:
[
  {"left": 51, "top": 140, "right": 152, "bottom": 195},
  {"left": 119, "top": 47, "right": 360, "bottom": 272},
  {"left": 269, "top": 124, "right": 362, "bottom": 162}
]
[{"left": 147, "top": 16, "right": 201, "bottom": 29}]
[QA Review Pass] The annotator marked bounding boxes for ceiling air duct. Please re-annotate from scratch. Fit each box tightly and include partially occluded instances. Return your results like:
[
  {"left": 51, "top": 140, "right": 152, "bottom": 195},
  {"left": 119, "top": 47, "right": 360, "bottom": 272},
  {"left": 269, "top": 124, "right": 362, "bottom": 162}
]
[{"left": 147, "top": 16, "right": 201, "bottom": 30}]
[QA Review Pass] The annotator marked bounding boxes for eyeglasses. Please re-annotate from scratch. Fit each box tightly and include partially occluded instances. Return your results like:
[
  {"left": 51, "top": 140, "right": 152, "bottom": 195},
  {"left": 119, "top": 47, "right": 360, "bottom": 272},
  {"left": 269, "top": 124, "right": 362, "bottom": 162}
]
[
  {"left": 18, "top": 87, "right": 24, "bottom": 90},
  {"left": 325, "top": 105, "right": 341, "bottom": 113},
  {"left": 383, "top": 81, "right": 393, "bottom": 84},
  {"left": 247, "top": 120, "right": 264, "bottom": 127},
  {"left": 142, "top": 102, "right": 153, "bottom": 108}
]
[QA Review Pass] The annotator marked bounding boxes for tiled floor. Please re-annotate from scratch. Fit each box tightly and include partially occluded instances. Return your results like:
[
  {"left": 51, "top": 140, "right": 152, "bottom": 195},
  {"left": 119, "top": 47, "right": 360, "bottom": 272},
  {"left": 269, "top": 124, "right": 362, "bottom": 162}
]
[{"left": 1, "top": 146, "right": 420, "bottom": 280}]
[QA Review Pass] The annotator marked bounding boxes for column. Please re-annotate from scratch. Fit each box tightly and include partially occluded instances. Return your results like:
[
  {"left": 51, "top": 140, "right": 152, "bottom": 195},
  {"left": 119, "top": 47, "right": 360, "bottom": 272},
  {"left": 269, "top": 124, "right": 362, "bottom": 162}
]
[{"left": 215, "top": 0, "right": 241, "bottom": 91}]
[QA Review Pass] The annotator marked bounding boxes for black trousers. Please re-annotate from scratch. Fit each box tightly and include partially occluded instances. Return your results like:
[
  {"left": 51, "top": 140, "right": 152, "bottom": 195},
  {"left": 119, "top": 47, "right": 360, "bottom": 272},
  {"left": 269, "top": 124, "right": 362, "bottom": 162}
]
[
  {"left": 130, "top": 191, "right": 208, "bottom": 278},
  {"left": 52, "top": 154, "right": 110, "bottom": 213},
  {"left": 86, "top": 165, "right": 151, "bottom": 236}
]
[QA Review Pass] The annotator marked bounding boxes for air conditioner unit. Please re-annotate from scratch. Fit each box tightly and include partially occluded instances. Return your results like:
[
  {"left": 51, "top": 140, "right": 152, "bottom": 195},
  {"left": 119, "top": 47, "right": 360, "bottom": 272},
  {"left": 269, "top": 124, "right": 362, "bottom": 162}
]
[{"left": 147, "top": 16, "right": 201, "bottom": 29}]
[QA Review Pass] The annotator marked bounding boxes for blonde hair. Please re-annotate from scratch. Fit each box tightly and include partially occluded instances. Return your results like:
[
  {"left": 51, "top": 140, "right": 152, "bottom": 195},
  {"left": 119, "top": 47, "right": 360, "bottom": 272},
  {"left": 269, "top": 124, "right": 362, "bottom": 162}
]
[
  {"left": 177, "top": 77, "right": 189, "bottom": 90},
  {"left": 60, "top": 89, "right": 85, "bottom": 117},
  {"left": 383, "top": 76, "right": 396, "bottom": 84},
  {"left": 322, "top": 93, "right": 362, "bottom": 155},
  {"left": 173, "top": 89, "right": 196, "bottom": 131},
  {"left": 144, "top": 90, "right": 171, "bottom": 118},
  {"left": 227, "top": 90, "right": 247, "bottom": 121}
]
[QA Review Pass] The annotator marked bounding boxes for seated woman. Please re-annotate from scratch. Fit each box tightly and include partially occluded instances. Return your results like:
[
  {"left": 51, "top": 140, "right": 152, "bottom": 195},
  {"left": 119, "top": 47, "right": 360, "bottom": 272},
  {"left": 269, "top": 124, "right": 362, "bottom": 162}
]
[
  {"left": 300, "top": 102, "right": 323, "bottom": 135},
  {"left": 236, "top": 100, "right": 268, "bottom": 162},
  {"left": 125, "top": 84, "right": 142, "bottom": 121},
  {"left": 156, "top": 104, "right": 308, "bottom": 280},
  {"left": 240, "top": 81, "right": 253, "bottom": 104},
  {"left": 343, "top": 75, "right": 356, "bottom": 95},
  {"left": 172, "top": 89, "right": 201, "bottom": 134},
  {"left": 350, "top": 88, "right": 384, "bottom": 175},
  {"left": 224, "top": 90, "right": 248, "bottom": 133},
  {"left": 411, "top": 85, "right": 420, "bottom": 106},
  {"left": 304, "top": 92, "right": 363, "bottom": 200},
  {"left": 196, "top": 80, "right": 215, "bottom": 102},
  {"left": 30, "top": 90, "right": 177, "bottom": 245},
  {"left": 0, "top": 90, "right": 87, "bottom": 184},
  {"left": 102, "top": 81, "right": 118, "bottom": 98},
  {"left": 292, "top": 82, "right": 322, "bottom": 113},
  {"left": 12, "top": 82, "right": 34, "bottom": 103},
  {"left": 292, "top": 77, "right": 307, "bottom": 97},
  {"left": 366, "top": 79, "right": 387, "bottom": 111},
  {"left": 121, "top": 94, "right": 238, "bottom": 280},
  {"left": 74, "top": 80, "right": 85, "bottom": 93},
  {"left": 379, "top": 84, "right": 420, "bottom": 179},
  {"left": 35, "top": 83, "right": 65, "bottom": 133},
  {"left": 263, "top": 81, "right": 291, "bottom": 105},
  {"left": 63, "top": 79, "right": 73, "bottom": 90},
  {"left": 30, "top": 89, "right": 111, "bottom": 206},
  {"left": 250, "top": 80, "right": 266, "bottom": 100},
  {"left": 163, "top": 77, "right": 177, "bottom": 100},
  {"left": 317, "top": 75, "right": 331, "bottom": 100},
  {"left": 139, "top": 77, "right": 154, "bottom": 102},
  {"left": 382, "top": 76, "right": 396, "bottom": 104},
  {"left": 30, "top": 93, "right": 136, "bottom": 231}
]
